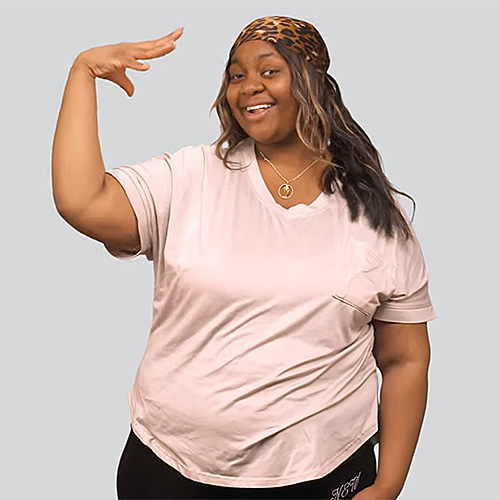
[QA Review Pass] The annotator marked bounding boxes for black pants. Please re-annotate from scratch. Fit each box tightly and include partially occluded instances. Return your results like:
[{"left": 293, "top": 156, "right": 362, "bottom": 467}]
[{"left": 116, "top": 425, "right": 377, "bottom": 499}]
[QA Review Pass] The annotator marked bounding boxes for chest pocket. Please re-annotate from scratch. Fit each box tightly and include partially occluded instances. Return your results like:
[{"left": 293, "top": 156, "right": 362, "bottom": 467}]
[{"left": 332, "top": 241, "right": 388, "bottom": 321}]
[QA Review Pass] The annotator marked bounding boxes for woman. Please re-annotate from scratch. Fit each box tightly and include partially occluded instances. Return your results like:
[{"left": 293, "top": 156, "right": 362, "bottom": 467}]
[{"left": 52, "top": 16, "right": 436, "bottom": 500}]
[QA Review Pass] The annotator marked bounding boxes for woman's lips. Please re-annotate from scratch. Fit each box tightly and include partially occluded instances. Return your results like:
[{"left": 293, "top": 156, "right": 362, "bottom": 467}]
[{"left": 241, "top": 104, "right": 275, "bottom": 121}]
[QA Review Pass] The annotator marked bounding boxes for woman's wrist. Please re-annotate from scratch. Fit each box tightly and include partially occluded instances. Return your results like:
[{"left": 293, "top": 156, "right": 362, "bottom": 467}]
[
  {"left": 71, "top": 52, "right": 96, "bottom": 79},
  {"left": 372, "top": 477, "right": 403, "bottom": 499}
]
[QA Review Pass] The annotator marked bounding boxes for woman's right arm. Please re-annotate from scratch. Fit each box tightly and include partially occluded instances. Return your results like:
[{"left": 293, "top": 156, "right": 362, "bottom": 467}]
[
  {"left": 52, "top": 58, "right": 114, "bottom": 223},
  {"left": 51, "top": 27, "right": 183, "bottom": 251}
]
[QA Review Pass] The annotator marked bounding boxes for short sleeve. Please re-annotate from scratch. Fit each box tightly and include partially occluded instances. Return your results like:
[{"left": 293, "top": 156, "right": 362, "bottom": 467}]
[
  {"left": 373, "top": 207, "right": 437, "bottom": 324},
  {"left": 103, "top": 153, "right": 172, "bottom": 262}
]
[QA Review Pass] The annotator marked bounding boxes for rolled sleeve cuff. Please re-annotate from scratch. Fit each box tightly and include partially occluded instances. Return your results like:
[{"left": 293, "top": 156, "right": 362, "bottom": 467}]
[
  {"left": 373, "top": 304, "right": 437, "bottom": 323},
  {"left": 103, "top": 169, "right": 152, "bottom": 261}
]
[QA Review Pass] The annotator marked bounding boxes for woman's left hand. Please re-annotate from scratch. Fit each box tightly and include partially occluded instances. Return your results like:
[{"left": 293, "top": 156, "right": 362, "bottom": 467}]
[{"left": 352, "top": 484, "right": 396, "bottom": 500}]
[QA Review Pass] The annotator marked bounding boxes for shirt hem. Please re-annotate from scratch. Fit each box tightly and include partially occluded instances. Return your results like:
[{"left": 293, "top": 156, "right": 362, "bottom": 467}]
[{"left": 130, "top": 421, "right": 378, "bottom": 488}]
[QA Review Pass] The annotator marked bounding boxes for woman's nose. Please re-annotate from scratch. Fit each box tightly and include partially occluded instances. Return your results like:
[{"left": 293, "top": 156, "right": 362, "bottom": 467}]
[{"left": 240, "top": 74, "right": 264, "bottom": 94}]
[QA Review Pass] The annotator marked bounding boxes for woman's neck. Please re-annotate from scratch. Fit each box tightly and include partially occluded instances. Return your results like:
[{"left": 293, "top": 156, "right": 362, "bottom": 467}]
[{"left": 254, "top": 138, "right": 330, "bottom": 178}]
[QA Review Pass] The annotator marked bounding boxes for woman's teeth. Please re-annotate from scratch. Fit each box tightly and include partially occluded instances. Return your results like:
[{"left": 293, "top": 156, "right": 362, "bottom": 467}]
[{"left": 246, "top": 104, "right": 273, "bottom": 113}]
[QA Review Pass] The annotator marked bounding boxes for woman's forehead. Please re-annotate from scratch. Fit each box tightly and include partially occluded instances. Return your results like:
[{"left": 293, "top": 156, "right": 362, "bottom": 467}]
[{"left": 229, "top": 40, "right": 283, "bottom": 66}]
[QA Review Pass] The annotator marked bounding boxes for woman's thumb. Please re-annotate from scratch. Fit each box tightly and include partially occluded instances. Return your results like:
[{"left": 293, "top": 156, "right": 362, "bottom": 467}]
[{"left": 113, "top": 71, "right": 135, "bottom": 97}]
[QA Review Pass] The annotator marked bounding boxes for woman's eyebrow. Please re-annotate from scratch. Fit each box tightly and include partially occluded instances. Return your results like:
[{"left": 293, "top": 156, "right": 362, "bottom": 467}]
[{"left": 230, "top": 53, "right": 277, "bottom": 66}]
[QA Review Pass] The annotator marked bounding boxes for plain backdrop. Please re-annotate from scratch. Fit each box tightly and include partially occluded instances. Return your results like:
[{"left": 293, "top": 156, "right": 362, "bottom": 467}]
[{"left": 1, "top": 1, "right": 499, "bottom": 499}]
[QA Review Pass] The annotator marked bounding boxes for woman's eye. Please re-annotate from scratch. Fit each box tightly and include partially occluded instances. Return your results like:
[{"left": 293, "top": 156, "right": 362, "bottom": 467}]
[{"left": 229, "top": 69, "right": 279, "bottom": 81}]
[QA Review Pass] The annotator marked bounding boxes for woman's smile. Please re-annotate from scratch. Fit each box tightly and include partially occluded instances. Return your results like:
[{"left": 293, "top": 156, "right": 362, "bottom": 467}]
[{"left": 241, "top": 103, "right": 276, "bottom": 120}]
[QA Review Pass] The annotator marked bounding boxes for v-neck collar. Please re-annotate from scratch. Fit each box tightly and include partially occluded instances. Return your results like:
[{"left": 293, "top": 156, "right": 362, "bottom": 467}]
[{"left": 241, "top": 138, "right": 330, "bottom": 219}]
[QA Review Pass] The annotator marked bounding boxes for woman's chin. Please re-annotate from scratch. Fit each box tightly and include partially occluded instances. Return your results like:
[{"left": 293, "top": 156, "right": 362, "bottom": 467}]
[
  {"left": 243, "top": 130, "right": 292, "bottom": 146},
  {"left": 240, "top": 128, "right": 273, "bottom": 143},
  {"left": 249, "top": 133, "right": 300, "bottom": 148}
]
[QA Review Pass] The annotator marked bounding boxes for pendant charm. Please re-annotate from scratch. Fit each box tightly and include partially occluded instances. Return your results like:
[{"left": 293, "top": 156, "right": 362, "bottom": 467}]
[{"left": 278, "top": 183, "right": 294, "bottom": 199}]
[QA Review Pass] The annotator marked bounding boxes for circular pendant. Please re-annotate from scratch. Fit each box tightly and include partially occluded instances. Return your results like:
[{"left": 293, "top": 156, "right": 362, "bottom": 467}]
[{"left": 278, "top": 183, "right": 294, "bottom": 199}]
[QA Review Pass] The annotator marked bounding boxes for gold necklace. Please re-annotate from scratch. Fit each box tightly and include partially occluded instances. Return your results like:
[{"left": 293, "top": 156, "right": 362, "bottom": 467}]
[{"left": 258, "top": 151, "right": 320, "bottom": 199}]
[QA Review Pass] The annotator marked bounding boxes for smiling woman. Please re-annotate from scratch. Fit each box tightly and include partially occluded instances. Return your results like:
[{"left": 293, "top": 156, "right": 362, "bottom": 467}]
[{"left": 53, "top": 14, "right": 436, "bottom": 500}]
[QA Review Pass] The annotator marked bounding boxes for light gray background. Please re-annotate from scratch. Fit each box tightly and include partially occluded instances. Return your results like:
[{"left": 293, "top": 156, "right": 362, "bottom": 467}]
[{"left": 1, "top": 1, "right": 498, "bottom": 499}]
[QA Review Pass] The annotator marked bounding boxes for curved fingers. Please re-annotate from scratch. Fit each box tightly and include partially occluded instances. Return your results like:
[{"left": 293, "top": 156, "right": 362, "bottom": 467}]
[{"left": 132, "top": 28, "right": 184, "bottom": 59}]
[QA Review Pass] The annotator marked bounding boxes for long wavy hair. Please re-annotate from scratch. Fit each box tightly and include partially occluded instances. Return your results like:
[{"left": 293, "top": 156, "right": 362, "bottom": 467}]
[{"left": 210, "top": 43, "right": 416, "bottom": 240}]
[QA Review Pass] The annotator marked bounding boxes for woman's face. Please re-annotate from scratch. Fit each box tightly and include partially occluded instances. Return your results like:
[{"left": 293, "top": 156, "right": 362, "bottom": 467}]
[{"left": 225, "top": 40, "right": 299, "bottom": 147}]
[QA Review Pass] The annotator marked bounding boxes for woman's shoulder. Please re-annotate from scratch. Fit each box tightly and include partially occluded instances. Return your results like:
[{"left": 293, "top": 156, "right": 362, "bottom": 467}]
[
  {"left": 163, "top": 138, "right": 253, "bottom": 169},
  {"left": 162, "top": 142, "right": 208, "bottom": 163}
]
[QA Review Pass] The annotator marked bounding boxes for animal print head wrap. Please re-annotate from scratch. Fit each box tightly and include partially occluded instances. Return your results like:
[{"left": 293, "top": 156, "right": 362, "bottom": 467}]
[{"left": 229, "top": 16, "right": 330, "bottom": 72}]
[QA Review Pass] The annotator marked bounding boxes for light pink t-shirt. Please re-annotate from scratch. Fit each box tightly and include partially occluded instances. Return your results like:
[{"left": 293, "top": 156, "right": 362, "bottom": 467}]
[{"left": 105, "top": 137, "right": 436, "bottom": 488}]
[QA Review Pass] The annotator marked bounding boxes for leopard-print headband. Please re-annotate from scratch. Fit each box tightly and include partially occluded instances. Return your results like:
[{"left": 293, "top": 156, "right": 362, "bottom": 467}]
[{"left": 229, "top": 16, "right": 330, "bottom": 72}]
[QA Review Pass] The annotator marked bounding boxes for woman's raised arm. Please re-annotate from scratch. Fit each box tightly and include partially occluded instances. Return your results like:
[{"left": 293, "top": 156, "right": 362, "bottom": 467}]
[{"left": 51, "top": 28, "right": 183, "bottom": 248}]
